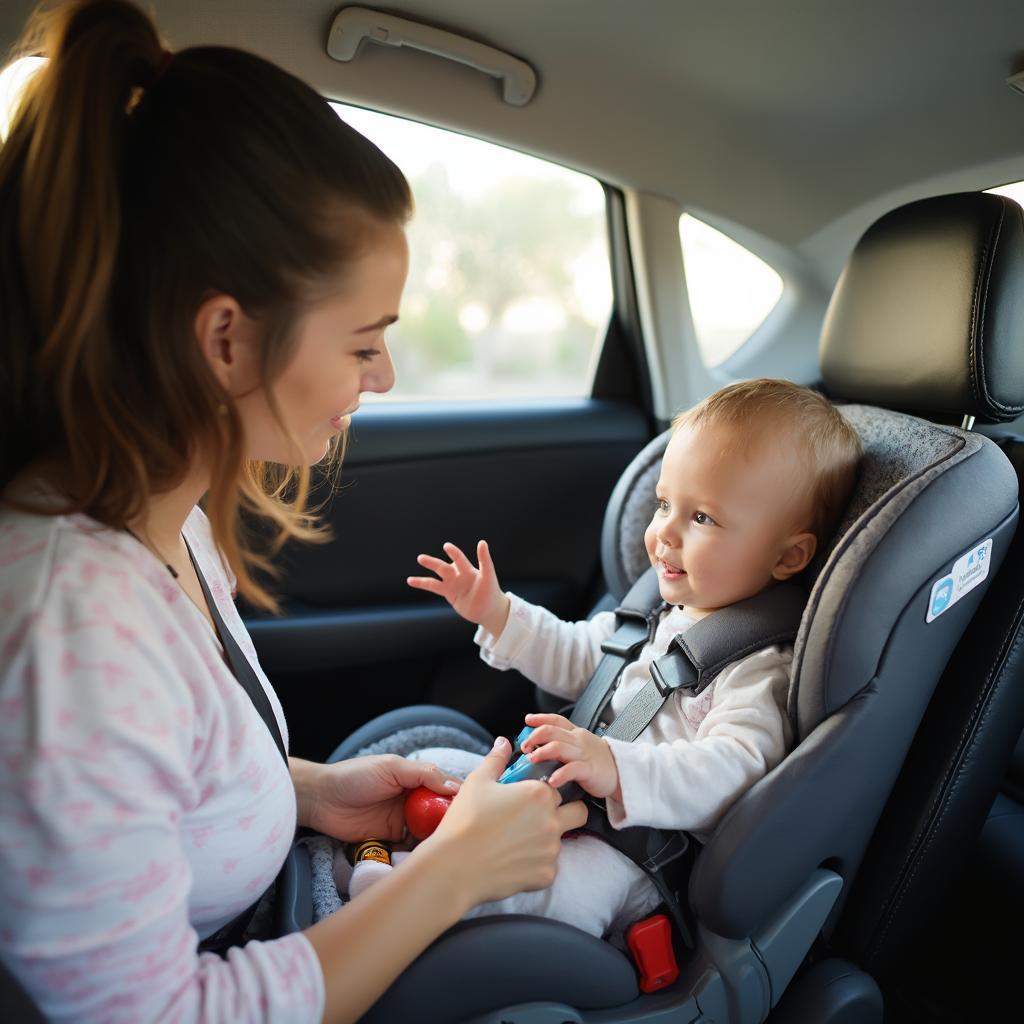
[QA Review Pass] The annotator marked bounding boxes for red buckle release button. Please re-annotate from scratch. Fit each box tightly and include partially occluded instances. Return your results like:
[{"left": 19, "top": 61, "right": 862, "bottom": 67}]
[{"left": 626, "top": 914, "right": 679, "bottom": 993}]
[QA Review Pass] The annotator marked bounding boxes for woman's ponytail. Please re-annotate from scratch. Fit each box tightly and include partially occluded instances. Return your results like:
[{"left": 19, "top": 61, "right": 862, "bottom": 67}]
[{"left": 0, "top": 0, "right": 163, "bottom": 490}]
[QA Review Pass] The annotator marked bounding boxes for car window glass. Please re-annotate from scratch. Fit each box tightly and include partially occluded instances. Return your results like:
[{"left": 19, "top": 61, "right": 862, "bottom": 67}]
[
  {"left": 334, "top": 103, "right": 612, "bottom": 401},
  {"left": 679, "top": 213, "right": 783, "bottom": 367},
  {"left": 0, "top": 55, "right": 46, "bottom": 141},
  {"left": 986, "top": 181, "right": 1024, "bottom": 207}
]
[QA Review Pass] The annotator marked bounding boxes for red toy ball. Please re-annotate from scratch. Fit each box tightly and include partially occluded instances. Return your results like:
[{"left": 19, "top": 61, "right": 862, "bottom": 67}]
[{"left": 404, "top": 785, "right": 453, "bottom": 840}]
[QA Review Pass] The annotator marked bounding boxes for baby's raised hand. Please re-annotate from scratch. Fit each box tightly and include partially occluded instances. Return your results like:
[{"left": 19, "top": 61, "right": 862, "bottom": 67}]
[
  {"left": 407, "top": 540, "right": 511, "bottom": 638},
  {"left": 521, "top": 712, "right": 622, "bottom": 803}
]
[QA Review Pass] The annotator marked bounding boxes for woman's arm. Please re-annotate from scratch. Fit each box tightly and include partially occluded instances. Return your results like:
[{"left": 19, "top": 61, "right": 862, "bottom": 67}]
[
  {"left": 304, "top": 739, "right": 586, "bottom": 1024},
  {"left": 290, "top": 756, "right": 324, "bottom": 828}
]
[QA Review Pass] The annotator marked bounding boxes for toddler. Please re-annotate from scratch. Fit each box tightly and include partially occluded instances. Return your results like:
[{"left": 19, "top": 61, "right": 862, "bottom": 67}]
[{"left": 357, "top": 379, "right": 862, "bottom": 939}]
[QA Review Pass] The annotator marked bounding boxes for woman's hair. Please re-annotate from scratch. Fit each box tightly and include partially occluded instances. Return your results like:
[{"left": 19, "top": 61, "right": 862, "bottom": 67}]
[
  {"left": 673, "top": 378, "right": 863, "bottom": 547},
  {"left": 0, "top": 0, "right": 413, "bottom": 611}
]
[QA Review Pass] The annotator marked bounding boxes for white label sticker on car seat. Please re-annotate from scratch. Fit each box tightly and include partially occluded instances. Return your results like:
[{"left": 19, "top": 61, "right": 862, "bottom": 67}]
[{"left": 925, "top": 538, "right": 993, "bottom": 623}]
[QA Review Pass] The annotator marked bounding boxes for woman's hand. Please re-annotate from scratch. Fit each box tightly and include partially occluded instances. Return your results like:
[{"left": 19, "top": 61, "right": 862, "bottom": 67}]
[
  {"left": 407, "top": 540, "right": 511, "bottom": 638},
  {"left": 291, "top": 755, "right": 462, "bottom": 842},
  {"left": 415, "top": 737, "right": 588, "bottom": 910},
  {"left": 522, "top": 712, "right": 622, "bottom": 802}
]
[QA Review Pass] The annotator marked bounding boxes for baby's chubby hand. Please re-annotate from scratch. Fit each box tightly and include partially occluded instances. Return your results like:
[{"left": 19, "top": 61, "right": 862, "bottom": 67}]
[
  {"left": 407, "top": 540, "right": 511, "bottom": 639},
  {"left": 522, "top": 712, "right": 622, "bottom": 803}
]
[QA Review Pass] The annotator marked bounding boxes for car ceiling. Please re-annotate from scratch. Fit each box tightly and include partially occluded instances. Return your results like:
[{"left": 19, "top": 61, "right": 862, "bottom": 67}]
[{"left": 3, "top": 0, "right": 1024, "bottom": 249}]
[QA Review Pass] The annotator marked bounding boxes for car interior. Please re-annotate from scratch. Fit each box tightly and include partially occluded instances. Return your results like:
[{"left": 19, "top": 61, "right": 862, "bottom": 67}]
[{"left": 3, "top": 2, "right": 1024, "bottom": 1022}]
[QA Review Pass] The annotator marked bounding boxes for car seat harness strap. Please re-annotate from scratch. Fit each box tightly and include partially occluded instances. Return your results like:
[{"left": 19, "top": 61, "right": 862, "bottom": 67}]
[{"left": 565, "top": 569, "right": 806, "bottom": 745}]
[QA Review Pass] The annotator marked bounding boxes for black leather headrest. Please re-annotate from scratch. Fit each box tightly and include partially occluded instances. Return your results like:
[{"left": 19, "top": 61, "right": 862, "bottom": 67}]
[{"left": 820, "top": 192, "right": 1024, "bottom": 423}]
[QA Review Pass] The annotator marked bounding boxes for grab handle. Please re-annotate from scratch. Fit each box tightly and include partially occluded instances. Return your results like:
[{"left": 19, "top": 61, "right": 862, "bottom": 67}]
[{"left": 327, "top": 6, "right": 537, "bottom": 106}]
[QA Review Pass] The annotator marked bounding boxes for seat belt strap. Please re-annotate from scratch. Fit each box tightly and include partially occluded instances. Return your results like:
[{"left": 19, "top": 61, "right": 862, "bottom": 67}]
[
  {"left": 184, "top": 537, "right": 288, "bottom": 955},
  {"left": 185, "top": 537, "right": 288, "bottom": 765}
]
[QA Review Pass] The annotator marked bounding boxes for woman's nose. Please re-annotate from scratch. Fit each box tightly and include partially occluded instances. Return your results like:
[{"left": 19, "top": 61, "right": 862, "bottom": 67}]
[{"left": 363, "top": 341, "right": 396, "bottom": 394}]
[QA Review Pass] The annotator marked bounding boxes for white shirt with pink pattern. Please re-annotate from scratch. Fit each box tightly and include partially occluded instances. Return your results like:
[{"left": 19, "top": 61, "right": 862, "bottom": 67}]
[{"left": 0, "top": 499, "right": 325, "bottom": 1022}]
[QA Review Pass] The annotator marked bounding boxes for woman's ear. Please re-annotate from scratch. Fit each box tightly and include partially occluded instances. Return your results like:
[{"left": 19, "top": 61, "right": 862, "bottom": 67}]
[
  {"left": 772, "top": 532, "right": 817, "bottom": 581},
  {"left": 194, "top": 294, "right": 259, "bottom": 394}
]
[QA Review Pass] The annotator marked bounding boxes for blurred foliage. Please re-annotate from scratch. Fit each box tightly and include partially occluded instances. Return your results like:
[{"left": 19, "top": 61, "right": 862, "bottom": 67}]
[{"left": 388, "top": 162, "right": 610, "bottom": 399}]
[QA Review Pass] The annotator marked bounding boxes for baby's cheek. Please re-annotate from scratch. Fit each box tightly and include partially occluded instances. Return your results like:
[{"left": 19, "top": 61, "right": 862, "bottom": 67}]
[{"left": 643, "top": 521, "right": 658, "bottom": 559}]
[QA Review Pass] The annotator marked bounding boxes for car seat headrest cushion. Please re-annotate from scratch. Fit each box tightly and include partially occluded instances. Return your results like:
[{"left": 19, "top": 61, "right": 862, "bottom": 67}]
[{"left": 820, "top": 192, "right": 1024, "bottom": 423}]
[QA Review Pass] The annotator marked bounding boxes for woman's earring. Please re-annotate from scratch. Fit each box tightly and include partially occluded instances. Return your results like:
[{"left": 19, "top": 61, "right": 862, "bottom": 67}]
[{"left": 217, "top": 403, "right": 228, "bottom": 416}]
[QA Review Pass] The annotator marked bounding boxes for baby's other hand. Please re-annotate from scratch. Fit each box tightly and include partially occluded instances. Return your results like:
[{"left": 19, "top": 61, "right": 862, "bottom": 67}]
[
  {"left": 407, "top": 540, "right": 510, "bottom": 637},
  {"left": 522, "top": 712, "right": 621, "bottom": 802}
]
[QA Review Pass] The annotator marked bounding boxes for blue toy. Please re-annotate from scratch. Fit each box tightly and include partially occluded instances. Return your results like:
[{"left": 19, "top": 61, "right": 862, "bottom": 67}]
[
  {"left": 499, "top": 726, "right": 585, "bottom": 804},
  {"left": 498, "top": 726, "right": 562, "bottom": 783}
]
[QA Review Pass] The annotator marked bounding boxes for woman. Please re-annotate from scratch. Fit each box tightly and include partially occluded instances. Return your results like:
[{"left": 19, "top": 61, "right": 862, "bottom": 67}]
[{"left": 0, "top": 1, "right": 586, "bottom": 1021}]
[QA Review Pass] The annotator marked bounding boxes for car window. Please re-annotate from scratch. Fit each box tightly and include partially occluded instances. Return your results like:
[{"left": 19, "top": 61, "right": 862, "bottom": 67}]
[
  {"left": 986, "top": 181, "right": 1024, "bottom": 207},
  {"left": 678, "top": 213, "right": 783, "bottom": 368},
  {"left": 334, "top": 103, "right": 612, "bottom": 401}
]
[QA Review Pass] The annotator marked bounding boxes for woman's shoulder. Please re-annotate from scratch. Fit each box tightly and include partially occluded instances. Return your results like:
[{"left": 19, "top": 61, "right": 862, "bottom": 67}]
[
  {"left": 0, "top": 506, "right": 205, "bottom": 743},
  {"left": 0, "top": 503, "right": 179, "bottom": 632}
]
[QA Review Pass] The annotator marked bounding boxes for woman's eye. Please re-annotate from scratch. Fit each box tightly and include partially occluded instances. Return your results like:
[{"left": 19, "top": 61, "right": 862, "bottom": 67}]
[
  {"left": 693, "top": 511, "right": 716, "bottom": 526},
  {"left": 353, "top": 348, "right": 380, "bottom": 364}
]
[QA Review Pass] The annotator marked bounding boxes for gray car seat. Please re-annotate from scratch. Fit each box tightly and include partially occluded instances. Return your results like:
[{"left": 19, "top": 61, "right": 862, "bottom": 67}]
[{"left": 274, "top": 192, "right": 1024, "bottom": 1024}]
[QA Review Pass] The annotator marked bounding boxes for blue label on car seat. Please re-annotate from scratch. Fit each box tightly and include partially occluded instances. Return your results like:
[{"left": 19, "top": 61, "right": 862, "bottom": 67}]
[
  {"left": 930, "top": 577, "right": 954, "bottom": 618},
  {"left": 926, "top": 539, "right": 993, "bottom": 623}
]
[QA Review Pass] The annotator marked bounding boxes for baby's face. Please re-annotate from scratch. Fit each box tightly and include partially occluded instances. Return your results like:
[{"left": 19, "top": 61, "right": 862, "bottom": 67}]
[{"left": 643, "top": 421, "right": 816, "bottom": 616}]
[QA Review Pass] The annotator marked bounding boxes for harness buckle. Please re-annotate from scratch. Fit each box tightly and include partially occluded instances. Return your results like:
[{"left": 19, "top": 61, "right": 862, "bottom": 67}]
[
  {"left": 626, "top": 913, "right": 680, "bottom": 992},
  {"left": 650, "top": 660, "right": 673, "bottom": 696}
]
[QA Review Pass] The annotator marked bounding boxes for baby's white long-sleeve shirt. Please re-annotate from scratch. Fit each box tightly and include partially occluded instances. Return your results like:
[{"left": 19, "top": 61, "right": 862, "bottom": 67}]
[
  {"left": 476, "top": 593, "right": 793, "bottom": 840},
  {"left": 0, "top": 500, "right": 325, "bottom": 1023}
]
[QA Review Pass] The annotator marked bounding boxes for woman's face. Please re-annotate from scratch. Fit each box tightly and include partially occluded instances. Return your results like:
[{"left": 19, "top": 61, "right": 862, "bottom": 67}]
[{"left": 235, "top": 221, "right": 408, "bottom": 465}]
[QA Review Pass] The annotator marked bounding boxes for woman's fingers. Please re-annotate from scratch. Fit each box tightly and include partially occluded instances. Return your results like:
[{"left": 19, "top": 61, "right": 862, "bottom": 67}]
[
  {"left": 393, "top": 759, "right": 462, "bottom": 794},
  {"left": 431, "top": 760, "right": 566, "bottom": 905},
  {"left": 467, "top": 736, "right": 512, "bottom": 782},
  {"left": 556, "top": 796, "right": 589, "bottom": 832}
]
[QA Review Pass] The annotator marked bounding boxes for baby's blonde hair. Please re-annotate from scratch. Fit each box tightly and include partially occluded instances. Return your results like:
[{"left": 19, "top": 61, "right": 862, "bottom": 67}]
[{"left": 672, "top": 378, "right": 863, "bottom": 547}]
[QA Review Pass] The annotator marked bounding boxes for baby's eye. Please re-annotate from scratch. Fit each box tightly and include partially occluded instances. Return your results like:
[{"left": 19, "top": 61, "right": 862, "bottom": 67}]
[
  {"left": 655, "top": 498, "right": 670, "bottom": 514},
  {"left": 693, "top": 510, "right": 717, "bottom": 527}
]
